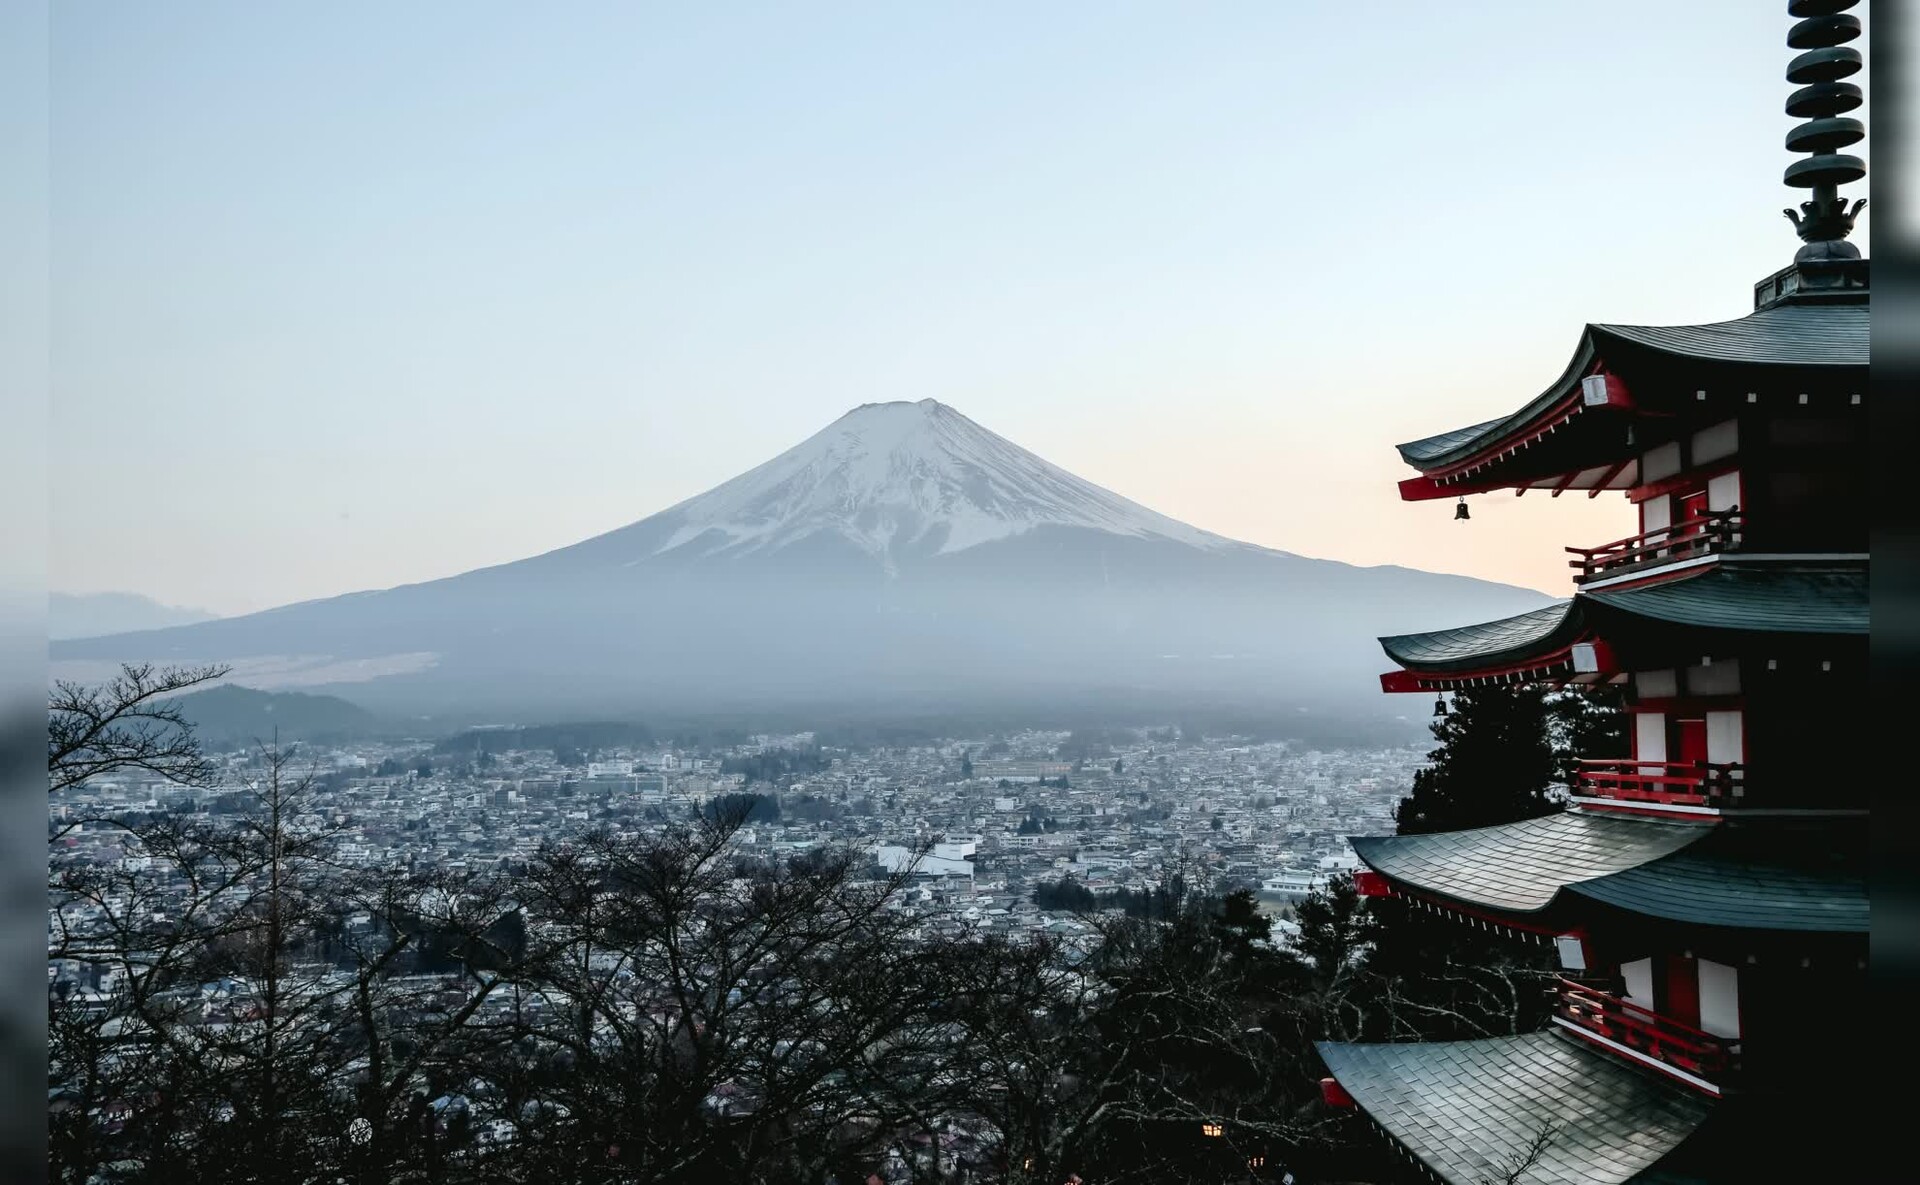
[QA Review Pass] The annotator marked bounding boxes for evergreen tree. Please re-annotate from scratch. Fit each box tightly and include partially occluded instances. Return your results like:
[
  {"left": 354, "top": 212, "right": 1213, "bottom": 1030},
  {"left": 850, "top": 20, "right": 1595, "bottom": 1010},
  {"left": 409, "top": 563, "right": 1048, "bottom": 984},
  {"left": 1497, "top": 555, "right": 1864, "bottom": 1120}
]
[
  {"left": 1548, "top": 683, "right": 1629, "bottom": 787},
  {"left": 1355, "top": 686, "right": 1570, "bottom": 1043},
  {"left": 1394, "top": 686, "right": 1557, "bottom": 836},
  {"left": 1294, "top": 875, "right": 1374, "bottom": 987}
]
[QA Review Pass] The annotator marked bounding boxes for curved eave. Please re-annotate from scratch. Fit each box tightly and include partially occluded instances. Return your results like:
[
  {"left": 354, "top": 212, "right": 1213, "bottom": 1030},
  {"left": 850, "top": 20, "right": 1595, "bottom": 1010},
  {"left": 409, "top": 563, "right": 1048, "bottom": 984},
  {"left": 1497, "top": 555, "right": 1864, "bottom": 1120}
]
[
  {"left": 1316, "top": 1032, "right": 1715, "bottom": 1185},
  {"left": 1590, "top": 302, "right": 1868, "bottom": 369},
  {"left": 1564, "top": 822, "right": 1868, "bottom": 934},
  {"left": 1379, "top": 601, "right": 1581, "bottom": 675},
  {"left": 1397, "top": 337, "right": 1600, "bottom": 476},
  {"left": 1379, "top": 564, "right": 1866, "bottom": 689},
  {"left": 1396, "top": 303, "right": 1870, "bottom": 497},
  {"left": 1348, "top": 813, "right": 1712, "bottom": 917},
  {"left": 1583, "top": 564, "right": 1868, "bottom": 636}
]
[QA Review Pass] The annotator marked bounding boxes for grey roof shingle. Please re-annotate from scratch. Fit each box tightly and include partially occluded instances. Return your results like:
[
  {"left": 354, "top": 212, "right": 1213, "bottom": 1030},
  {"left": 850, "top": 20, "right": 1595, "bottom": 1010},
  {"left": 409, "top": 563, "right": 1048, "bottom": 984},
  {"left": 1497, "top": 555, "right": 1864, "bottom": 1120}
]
[
  {"left": 1349, "top": 813, "right": 1710, "bottom": 913},
  {"left": 1378, "top": 563, "right": 1866, "bottom": 675},
  {"left": 1317, "top": 1031, "right": 1715, "bottom": 1185},
  {"left": 1591, "top": 302, "right": 1868, "bottom": 368},
  {"left": 1396, "top": 302, "right": 1867, "bottom": 472},
  {"left": 1379, "top": 602, "right": 1578, "bottom": 672},
  {"left": 1398, "top": 417, "right": 1512, "bottom": 466},
  {"left": 1566, "top": 820, "right": 1867, "bottom": 933},
  {"left": 1584, "top": 564, "right": 1867, "bottom": 635}
]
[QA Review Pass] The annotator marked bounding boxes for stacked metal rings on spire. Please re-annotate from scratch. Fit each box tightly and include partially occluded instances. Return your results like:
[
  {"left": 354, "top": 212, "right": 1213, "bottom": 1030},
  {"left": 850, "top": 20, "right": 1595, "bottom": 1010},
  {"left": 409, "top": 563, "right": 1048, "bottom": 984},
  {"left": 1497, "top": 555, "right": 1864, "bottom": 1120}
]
[{"left": 1783, "top": 0, "right": 1865, "bottom": 191}]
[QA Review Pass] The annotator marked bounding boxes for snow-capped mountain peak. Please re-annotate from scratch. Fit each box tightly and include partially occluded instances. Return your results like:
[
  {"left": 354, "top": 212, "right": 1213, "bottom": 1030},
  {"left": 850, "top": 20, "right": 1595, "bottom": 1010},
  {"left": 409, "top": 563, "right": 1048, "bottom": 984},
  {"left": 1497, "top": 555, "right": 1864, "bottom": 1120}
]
[{"left": 650, "top": 399, "right": 1242, "bottom": 563}]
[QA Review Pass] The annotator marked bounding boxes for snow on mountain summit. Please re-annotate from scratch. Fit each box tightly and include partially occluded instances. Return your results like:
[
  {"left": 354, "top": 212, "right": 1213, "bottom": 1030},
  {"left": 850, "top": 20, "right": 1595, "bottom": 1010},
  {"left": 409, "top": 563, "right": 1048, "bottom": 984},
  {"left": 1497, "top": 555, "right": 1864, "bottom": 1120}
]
[{"left": 650, "top": 398, "right": 1245, "bottom": 563}]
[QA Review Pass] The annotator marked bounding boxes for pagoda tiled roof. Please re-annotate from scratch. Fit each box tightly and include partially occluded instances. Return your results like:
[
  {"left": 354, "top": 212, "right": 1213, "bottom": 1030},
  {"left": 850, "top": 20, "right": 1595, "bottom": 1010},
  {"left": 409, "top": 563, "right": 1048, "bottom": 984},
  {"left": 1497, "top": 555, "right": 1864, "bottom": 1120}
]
[
  {"left": 1349, "top": 813, "right": 1710, "bottom": 914},
  {"left": 1379, "top": 564, "right": 1865, "bottom": 676},
  {"left": 1379, "top": 601, "right": 1578, "bottom": 672},
  {"left": 1396, "top": 301, "right": 1868, "bottom": 475},
  {"left": 1354, "top": 813, "right": 1868, "bottom": 935},
  {"left": 1566, "top": 819, "right": 1867, "bottom": 933},
  {"left": 1316, "top": 1031, "right": 1714, "bottom": 1185},
  {"left": 1591, "top": 302, "right": 1868, "bottom": 368},
  {"left": 1583, "top": 564, "right": 1867, "bottom": 635}
]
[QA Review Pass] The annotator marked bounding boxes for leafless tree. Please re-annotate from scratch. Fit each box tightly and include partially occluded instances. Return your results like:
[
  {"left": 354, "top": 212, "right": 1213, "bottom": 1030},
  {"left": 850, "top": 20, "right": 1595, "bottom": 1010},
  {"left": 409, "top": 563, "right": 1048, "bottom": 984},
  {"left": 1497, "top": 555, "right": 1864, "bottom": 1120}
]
[
  {"left": 48, "top": 662, "right": 230, "bottom": 794},
  {"left": 46, "top": 705, "right": 1424, "bottom": 1185},
  {"left": 945, "top": 862, "right": 1338, "bottom": 1185},
  {"left": 458, "top": 810, "right": 978, "bottom": 1185},
  {"left": 49, "top": 740, "right": 524, "bottom": 1185}
]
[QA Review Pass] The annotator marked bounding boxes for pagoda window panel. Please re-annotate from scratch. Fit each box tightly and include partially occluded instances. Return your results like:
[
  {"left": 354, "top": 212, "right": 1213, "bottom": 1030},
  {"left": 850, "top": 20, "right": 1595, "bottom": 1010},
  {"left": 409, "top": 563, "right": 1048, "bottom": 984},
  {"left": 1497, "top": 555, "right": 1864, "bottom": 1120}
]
[
  {"left": 1691, "top": 418, "right": 1739, "bottom": 466},
  {"left": 1685, "top": 659, "right": 1740, "bottom": 697},
  {"left": 1642, "top": 442, "right": 1683, "bottom": 483},
  {"left": 1707, "top": 470, "right": 1741, "bottom": 513},
  {"left": 1705, "top": 711, "right": 1743, "bottom": 765},
  {"left": 1640, "top": 494, "right": 1672, "bottom": 538},
  {"left": 1697, "top": 959, "right": 1740, "bottom": 1039},
  {"left": 1634, "top": 712, "right": 1668, "bottom": 765},
  {"left": 1554, "top": 934, "right": 1588, "bottom": 972},
  {"left": 1621, "top": 957, "right": 1656, "bottom": 1010},
  {"left": 1636, "top": 669, "right": 1679, "bottom": 699}
]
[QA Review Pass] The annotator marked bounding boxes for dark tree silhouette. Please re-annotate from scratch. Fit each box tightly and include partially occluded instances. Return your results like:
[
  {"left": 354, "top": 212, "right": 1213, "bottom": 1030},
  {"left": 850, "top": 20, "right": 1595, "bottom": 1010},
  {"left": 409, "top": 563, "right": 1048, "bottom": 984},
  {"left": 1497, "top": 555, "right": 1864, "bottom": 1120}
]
[
  {"left": 1548, "top": 684, "right": 1629, "bottom": 787},
  {"left": 1394, "top": 686, "right": 1557, "bottom": 836},
  {"left": 48, "top": 662, "right": 231, "bottom": 793}
]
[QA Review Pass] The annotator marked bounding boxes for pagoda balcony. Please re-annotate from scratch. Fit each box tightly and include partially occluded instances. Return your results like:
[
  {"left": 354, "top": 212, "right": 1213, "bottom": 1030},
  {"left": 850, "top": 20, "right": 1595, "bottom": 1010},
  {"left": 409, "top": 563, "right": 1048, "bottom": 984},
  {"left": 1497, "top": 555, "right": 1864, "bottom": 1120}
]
[
  {"left": 1574, "top": 759, "right": 1742, "bottom": 809},
  {"left": 1567, "top": 511, "right": 1743, "bottom": 584},
  {"left": 1553, "top": 977, "right": 1739, "bottom": 1093}
]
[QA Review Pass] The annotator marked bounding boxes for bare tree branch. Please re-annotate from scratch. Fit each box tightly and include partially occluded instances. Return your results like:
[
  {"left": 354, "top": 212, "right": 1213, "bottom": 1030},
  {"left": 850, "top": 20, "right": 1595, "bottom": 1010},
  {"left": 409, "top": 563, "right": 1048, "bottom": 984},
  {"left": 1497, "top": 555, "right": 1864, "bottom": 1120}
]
[{"left": 48, "top": 662, "right": 231, "bottom": 793}]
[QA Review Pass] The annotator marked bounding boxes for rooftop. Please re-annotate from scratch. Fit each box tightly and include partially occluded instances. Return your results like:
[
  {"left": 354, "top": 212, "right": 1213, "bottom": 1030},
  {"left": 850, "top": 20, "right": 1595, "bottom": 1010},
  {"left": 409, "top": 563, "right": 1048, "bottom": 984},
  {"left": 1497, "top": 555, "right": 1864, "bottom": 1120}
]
[{"left": 1316, "top": 1031, "right": 1714, "bottom": 1185}]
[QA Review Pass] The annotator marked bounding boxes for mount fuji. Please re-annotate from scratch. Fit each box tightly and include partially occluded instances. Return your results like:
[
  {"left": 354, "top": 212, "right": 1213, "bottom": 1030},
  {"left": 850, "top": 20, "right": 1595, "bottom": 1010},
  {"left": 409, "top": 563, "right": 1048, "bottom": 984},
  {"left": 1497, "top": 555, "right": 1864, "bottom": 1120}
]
[{"left": 54, "top": 400, "right": 1552, "bottom": 731}]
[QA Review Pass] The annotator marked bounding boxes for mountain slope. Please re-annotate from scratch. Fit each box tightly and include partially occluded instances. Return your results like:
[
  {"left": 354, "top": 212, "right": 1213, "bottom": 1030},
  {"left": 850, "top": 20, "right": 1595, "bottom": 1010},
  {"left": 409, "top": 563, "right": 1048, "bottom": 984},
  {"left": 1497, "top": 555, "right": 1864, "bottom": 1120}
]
[
  {"left": 637, "top": 399, "right": 1237, "bottom": 564},
  {"left": 52, "top": 401, "right": 1553, "bottom": 725}
]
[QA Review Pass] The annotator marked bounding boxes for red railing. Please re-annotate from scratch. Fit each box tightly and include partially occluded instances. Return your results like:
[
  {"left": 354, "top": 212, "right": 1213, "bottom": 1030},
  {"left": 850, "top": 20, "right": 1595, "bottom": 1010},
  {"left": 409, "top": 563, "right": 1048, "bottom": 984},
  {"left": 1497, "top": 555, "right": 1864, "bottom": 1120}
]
[
  {"left": 1554, "top": 978, "right": 1739, "bottom": 1085},
  {"left": 1566, "top": 511, "right": 1743, "bottom": 583},
  {"left": 1574, "top": 759, "right": 1742, "bottom": 808}
]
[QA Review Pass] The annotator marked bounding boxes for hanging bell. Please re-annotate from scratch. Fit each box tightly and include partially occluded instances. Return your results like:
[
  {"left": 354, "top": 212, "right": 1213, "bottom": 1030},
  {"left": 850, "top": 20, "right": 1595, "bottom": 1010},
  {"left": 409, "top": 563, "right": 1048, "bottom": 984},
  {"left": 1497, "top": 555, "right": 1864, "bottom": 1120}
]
[
  {"left": 1453, "top": 498, "right": 1470, "bottom": 521},
  {"left": 1433, "top": 694, "right": 1448, "bottom": 717}
]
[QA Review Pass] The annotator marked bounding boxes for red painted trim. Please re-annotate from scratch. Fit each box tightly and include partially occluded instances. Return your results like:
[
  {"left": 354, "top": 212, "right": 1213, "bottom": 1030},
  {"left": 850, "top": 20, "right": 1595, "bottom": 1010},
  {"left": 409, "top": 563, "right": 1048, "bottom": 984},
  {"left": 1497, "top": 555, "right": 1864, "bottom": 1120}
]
[
  {"left": 1586, "top": 458, "right": 1635, "bottom": 499},
  {"left": 1627, "top": 459, "right": 1741, "bottom": 505},
  {"left": 1566, "top": 511, "right": 1741, "bottom": 582},
  {"left": 1584, "top": 371, "right": 1636, "bottom": 410},
  {"left": 1372, "top": 879, "right": 1560, "bottom": 935},
  {"left": 1379, "top": 648, "right": 1583, "bottom": 693},
  {"left": 1554, "top": 978, "right": 1734, "bottom": 1092},
  {"left": 1401, "top": 368, "right": 1645, "bottom": 502},
  {"left": 1438, "top": 396, "right": 1583, "bottom": 475},
  {"left": 1664, "top": 954, "right": 1702, "bottom": 1031},
  {"left": 1399, "top": 473, "right": 1532, "bottom": 501},
  {"left": 1352, "top": 871, "right": 1390, "bottom": 898}
]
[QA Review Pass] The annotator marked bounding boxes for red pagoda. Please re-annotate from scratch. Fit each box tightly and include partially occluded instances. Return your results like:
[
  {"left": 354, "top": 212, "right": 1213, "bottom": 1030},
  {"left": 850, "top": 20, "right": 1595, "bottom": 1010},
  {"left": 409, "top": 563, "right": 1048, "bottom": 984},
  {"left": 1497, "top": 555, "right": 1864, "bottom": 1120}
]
[{"left": 1314, "top": 3, "right": 1869, "bottom": 1181}]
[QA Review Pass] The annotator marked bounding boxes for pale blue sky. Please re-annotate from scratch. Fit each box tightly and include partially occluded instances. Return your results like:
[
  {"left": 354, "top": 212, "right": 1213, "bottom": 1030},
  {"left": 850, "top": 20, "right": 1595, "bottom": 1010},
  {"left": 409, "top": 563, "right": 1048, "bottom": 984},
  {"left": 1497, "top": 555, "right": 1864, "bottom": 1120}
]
[{"left": 50, "top": 1, "right": 1870, "bottom": 615}]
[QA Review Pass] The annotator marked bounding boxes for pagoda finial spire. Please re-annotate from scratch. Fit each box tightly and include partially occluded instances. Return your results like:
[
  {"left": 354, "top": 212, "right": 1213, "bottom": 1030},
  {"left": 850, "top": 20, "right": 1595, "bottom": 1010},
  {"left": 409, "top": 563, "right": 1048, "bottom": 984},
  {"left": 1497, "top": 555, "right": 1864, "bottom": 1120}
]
[{"left": 1781, "top": 0, "right": 1867, "bottom": 258}]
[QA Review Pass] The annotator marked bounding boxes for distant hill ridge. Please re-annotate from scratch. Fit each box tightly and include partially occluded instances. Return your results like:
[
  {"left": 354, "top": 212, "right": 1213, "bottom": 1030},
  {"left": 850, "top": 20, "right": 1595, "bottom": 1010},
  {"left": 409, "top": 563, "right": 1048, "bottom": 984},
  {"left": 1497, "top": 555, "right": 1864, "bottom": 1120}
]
[
  {"left": 171, "top": 685, "right": 383, "bottom": 748},
  {"left": 51, "top": 591, "right": 217, "bottom": 640}
]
